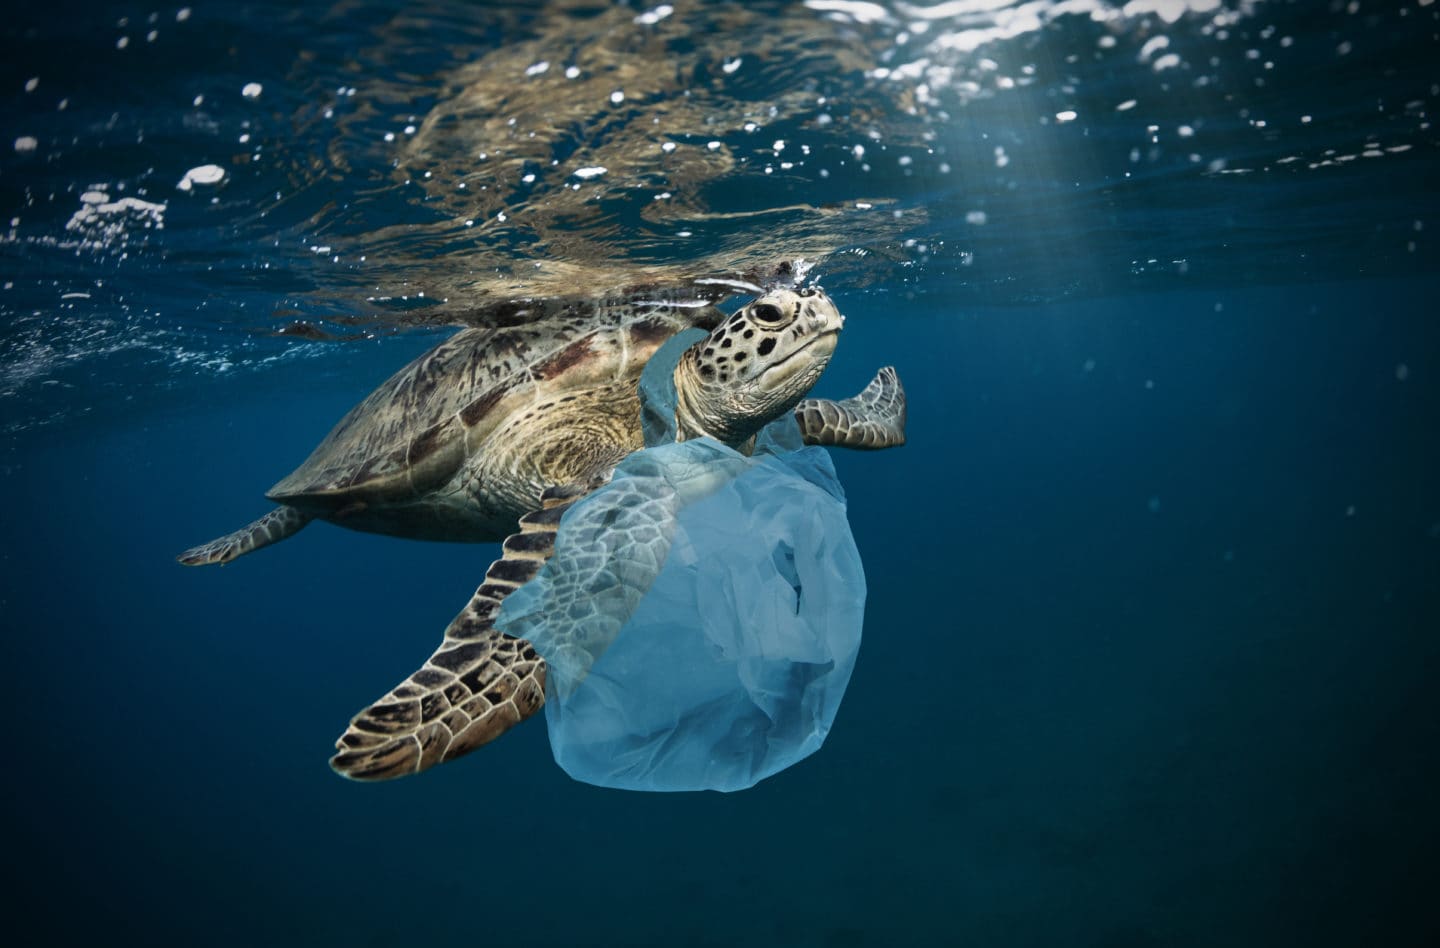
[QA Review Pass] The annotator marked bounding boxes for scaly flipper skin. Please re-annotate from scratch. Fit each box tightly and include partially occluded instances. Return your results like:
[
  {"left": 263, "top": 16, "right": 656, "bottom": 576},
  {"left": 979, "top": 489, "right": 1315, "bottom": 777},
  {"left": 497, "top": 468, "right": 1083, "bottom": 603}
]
[
  {"left": 176, "top": 505, "right": 313, "bottom": 566},
  {"left": 795, "top": 366, "right": 906, "bottom": 450},
  {"left": 328, "top": 485, "right": 589, "bottom": 781}
]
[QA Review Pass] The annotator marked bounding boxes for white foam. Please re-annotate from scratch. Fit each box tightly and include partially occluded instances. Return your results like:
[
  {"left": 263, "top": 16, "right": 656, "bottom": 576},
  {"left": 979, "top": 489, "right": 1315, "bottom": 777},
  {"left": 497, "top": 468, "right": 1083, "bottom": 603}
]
[
  {"left": 177, "top": 164, "right": 226, "bottom": 191},
  {"left": 634, "top": 4, "right": 674, "bottom": 25},
  {"left": 65, "top": 195, "right": 167, "bottom": 249},
  {"left": 242, "top": 82, "right": 263, "bottom": 99},
  {"left": 573, "top": 166, "right": 608, "bottom": 179},
  {"left": 803, "top": 0, "right": 889, "bottom": 25},
  {"left": 14, "top": 136, "right": 38, "bottom": 153},
  {"left": 1139, "top": 36, "right": 1170, "bottom": 62}
]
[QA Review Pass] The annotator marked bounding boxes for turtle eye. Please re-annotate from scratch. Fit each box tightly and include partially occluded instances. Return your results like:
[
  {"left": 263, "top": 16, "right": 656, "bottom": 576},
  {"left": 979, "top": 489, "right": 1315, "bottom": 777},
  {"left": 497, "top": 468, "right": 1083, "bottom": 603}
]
[{"left": 751, "top": 302, "right": 785, "bottom": 324}]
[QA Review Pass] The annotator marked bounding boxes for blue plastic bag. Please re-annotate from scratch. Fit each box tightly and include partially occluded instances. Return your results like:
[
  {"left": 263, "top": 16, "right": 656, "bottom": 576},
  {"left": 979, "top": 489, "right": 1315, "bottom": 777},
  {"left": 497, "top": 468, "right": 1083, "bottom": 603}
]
[{"left": 496, "top": 329, "right": 866, "bottom": 791}]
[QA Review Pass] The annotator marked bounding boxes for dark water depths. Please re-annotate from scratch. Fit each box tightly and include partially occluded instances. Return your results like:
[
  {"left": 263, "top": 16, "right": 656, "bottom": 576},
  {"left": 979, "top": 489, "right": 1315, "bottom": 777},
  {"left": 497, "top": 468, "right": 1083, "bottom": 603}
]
[{"left": 2, "top": 2, "right": 1438, "bottom": 946}]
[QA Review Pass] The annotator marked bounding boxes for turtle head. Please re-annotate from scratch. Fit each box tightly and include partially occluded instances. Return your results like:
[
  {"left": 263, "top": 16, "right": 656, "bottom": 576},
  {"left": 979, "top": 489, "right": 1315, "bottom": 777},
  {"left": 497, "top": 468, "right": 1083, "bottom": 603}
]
[{"left": 673, "top": 286, "right": 843, "bottom": 447}]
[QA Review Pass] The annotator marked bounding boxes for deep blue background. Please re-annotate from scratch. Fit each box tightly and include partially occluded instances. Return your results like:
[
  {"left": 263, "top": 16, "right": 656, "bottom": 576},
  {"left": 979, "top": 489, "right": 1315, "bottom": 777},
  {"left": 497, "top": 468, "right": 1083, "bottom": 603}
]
[
  {"left": 4, "top": 276, "right": 1438, "bottom": 946},
  {"left": 3, "top": 0, "right": 1440, "bottom": 945}
]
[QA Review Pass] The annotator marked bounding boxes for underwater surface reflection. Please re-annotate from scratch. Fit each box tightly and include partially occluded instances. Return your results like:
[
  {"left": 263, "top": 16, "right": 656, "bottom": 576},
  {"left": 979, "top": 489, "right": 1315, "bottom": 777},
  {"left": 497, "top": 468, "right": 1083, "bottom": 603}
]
[{"left": 1, "top": 1, "right": 1437, "bottom": 946}]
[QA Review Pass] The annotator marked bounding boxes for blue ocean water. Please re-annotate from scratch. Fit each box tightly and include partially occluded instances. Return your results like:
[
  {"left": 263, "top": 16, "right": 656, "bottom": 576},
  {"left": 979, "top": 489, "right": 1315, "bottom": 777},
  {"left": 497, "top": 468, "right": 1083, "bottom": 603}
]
[{"left": 2, "top": 1, "right": 1438, "bottom": 946}]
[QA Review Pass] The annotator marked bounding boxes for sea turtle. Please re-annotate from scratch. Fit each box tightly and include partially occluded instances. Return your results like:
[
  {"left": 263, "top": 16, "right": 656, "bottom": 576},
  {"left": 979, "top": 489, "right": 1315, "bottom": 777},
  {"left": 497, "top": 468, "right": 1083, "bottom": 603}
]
[{"left": 179, "top": 283, "right": 905, "bottom": 780}]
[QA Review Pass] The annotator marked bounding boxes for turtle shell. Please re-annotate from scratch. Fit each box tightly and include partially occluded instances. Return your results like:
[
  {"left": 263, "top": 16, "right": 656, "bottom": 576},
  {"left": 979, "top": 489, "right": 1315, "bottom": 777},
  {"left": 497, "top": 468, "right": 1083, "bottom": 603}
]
[{"left": 267, "top": 301, "right": 723, "bottom": 512}]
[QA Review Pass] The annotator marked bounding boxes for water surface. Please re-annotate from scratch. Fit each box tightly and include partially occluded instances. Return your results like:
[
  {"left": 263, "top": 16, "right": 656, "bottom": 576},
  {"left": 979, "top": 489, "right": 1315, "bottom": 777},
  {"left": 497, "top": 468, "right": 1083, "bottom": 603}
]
[{"left": 2, "top": 2, "right": 1437, "bottom": 945}]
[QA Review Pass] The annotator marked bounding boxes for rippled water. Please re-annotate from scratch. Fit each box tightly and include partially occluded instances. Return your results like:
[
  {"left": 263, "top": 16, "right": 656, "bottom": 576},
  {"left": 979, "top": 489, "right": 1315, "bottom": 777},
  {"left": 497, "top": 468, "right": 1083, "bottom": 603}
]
[
  {"left": 4, "top": 0, "right": 1435, "bottom": 433},
  {"left": 2, "top": 3, "right": 1438, "bottom": 946}
]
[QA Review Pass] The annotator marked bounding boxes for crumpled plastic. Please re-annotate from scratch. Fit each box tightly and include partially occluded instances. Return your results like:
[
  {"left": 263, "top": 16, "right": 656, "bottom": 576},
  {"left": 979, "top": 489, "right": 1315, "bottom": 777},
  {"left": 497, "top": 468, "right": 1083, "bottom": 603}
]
[{"left": 495, "top": 329, "right": 866, "bottom": 792}]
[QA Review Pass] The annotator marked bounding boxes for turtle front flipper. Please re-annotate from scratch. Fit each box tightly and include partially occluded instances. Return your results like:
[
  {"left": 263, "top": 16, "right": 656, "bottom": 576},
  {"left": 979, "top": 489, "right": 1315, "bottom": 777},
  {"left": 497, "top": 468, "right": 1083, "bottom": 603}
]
[
  {"left": 328, "top": 485, "right": 588, "bottom": 781},
  {"left": 794, "top": 366, "right": 907, "bottom": 450},
  {"left": 176, "top": 505, "right": 313, "bottom": 566}
]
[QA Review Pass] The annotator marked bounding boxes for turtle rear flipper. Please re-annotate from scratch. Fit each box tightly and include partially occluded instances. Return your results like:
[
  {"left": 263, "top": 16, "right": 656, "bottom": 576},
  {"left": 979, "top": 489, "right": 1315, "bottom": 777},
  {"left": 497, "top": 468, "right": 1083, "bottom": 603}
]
[
  {"left": 176, "top": 505, "right": 313, "bottom": 566},
  {"left": 795, "top": 365, "right": 907, "bottom": 450},
  {"left": 328, "top": 487, "right": 581, "bottom": 781},
  {"left": 329, "top": 470, "right": 691, "bottom": 781}
]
